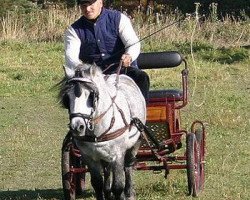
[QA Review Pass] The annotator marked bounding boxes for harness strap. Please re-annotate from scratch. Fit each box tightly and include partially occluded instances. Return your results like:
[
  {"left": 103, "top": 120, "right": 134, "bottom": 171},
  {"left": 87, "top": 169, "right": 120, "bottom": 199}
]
[
  {"left": 114, "top": 102, "right": 129, "bottom": 126},
  {"left": 93, "top": 96, "right": 116, "bottom": 123},
  {"left": 74, "top": 125, "right": 129, "bottom": 142},
  {"left": 131, "top": 118, "right": 163, "bottom": 161},
  {"left": 97, "top": 125, "right": 129, "bottom": 142},
  {"left": 92, "top": 93, "right": 129, "bottom": 139},
  {"left": 100, "top": 116, "right": 115, "bottom": 136},
  {"left": 131, "top": 118, "right": 160, "bottom": 149}
]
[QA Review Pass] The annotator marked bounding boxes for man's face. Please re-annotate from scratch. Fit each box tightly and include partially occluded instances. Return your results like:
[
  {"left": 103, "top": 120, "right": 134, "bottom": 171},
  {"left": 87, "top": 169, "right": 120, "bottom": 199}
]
[{"left": 80, "top": 0, "right": 103, "bottom": 20}]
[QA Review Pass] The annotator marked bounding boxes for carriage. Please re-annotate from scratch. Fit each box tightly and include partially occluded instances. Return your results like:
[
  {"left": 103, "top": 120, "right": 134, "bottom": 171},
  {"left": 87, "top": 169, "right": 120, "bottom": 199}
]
[{"left": 61, "top": 51, "right": 206, "bottom": 200}]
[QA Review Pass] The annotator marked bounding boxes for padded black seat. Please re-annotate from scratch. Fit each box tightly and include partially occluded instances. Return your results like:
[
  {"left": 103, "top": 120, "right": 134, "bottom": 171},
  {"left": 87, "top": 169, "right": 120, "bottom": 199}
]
[
  {"left": 137, "top": 51, "right": 183, "bottom": 69},
  {"left": 148, "top": 89, "right": 183, "bottom": 101}
]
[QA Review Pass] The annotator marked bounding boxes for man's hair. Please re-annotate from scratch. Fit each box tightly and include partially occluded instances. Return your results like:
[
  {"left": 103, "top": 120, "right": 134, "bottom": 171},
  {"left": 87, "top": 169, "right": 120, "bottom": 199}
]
[{"left": 77, "top": 0, "right": 97, "bottom": 5}]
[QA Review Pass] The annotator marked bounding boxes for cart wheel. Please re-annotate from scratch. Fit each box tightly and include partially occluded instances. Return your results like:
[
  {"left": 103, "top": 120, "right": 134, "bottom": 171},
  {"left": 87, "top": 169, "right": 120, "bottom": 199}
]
[
  {"left": 186, "top": 133, "right": 201, "bottom": 197},
  {"left": 195, "top": 129, "right": 205, "bottom": 191},
  {"left": 61, "top": 132, "right": 86, "bottom": 200}
]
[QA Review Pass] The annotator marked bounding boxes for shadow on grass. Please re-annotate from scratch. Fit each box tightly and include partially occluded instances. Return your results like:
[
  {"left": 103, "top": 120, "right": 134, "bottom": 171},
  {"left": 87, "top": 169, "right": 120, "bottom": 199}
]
[{"left": 0, "top": 188, "right": 94, "bottom": 200}]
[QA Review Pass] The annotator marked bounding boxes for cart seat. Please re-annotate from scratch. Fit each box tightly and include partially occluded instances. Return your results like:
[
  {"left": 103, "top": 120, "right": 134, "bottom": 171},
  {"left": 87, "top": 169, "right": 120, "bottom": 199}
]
[{"left": 148, "top": 89, "right": 183, "bottom": 102}]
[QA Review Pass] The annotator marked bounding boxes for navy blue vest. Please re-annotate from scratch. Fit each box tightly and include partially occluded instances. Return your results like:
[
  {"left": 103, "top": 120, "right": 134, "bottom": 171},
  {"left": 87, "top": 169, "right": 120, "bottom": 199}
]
[{"left": 71, "top": 8, "right": 126, "bottom": 73}]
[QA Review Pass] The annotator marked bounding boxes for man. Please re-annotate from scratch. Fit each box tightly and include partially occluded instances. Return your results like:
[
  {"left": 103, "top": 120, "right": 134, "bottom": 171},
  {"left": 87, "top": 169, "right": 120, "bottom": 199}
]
[{"left": 64, "top": 0, "right": 149, "bottom": 99}]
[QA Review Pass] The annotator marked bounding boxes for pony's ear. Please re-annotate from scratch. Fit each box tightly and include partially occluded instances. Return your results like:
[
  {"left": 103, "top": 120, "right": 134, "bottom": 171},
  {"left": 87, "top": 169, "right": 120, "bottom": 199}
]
[
  {"left": 63, "top": 65, "right": 75, "bottom": 78},
  {"left": 90, "top": 63, "right": 99, "bottom": 77},
  {"left": 89, "top": 64, "right": 94, "bottom": 77}
]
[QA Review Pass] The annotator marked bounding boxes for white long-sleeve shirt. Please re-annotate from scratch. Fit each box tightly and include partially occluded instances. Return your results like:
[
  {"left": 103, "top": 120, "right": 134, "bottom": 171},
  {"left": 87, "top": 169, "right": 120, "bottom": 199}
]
[{"left": 64, "top": 13, "right": 140, "bottom": 71}]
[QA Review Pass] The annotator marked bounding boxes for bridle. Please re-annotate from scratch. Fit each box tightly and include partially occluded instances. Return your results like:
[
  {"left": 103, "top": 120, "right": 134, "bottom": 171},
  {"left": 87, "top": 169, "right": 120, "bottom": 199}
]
[{"left": 67, "top": 77, "right": 98, "bottom": 134}]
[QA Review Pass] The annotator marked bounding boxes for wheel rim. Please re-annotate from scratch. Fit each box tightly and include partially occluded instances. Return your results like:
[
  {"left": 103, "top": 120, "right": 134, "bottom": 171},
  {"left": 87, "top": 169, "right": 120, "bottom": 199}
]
[
  {"left": 199, "top": 132, "right": 205, "bottom": 191},
  {"left": 193, "top": 138, "right": 200, "bottom": 196},
  {"left": 186, "top": 133, "right": 201, "bottom": 197},
  {"left": 62, "top": 141, "right": 76, "bottom": 200}
]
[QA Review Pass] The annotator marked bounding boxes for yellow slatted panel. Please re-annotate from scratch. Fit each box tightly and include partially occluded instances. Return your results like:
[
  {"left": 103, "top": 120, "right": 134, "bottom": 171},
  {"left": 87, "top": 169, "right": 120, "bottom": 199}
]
[{"left": 146, "top": 106, "right": 167, "bottom": 121}]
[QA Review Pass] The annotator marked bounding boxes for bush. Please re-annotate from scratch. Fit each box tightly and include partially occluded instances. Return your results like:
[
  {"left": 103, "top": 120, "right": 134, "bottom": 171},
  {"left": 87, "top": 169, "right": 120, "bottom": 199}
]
[
  {"left": 0, "top": 0, "right": 37, "bottom": 17},
  {"left": 170, "top": 0, "right": 250, "bottom": 17},
  {"left": 200, "top": 47, "right": 249, "bottom": 64}
]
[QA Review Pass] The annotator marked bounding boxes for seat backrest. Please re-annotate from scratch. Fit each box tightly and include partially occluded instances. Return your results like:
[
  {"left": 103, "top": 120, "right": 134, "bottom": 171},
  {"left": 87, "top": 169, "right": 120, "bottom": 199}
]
[{"left": 137, "top": 51, "right": 183, "bottom": 69}]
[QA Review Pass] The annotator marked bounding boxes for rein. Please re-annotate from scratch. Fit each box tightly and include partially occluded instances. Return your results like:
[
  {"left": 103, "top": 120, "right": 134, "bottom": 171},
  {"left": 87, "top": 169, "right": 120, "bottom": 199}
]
[
  {"left": 102, "top": 59, "right": 123, "bottom": 86},
  {"left": 115, "top": 60, "right": 123, "bottom": 86}
]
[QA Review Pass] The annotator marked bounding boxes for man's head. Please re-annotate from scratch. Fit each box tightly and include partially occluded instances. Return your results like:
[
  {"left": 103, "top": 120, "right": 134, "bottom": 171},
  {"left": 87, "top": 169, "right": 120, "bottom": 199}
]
[{"left": 78, "top": 0, "right": 103, "bottom": 20}]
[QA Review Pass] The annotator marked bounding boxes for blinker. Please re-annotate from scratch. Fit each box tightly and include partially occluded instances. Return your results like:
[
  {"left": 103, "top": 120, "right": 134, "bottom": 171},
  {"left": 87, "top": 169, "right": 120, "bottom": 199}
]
[{"left": 74, "top": 82, "right": 82, "bottom": 97}]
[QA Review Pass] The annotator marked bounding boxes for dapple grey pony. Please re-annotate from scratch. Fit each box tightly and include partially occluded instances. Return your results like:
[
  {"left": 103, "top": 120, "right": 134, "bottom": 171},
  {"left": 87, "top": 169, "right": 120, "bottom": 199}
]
[{"left": 59, "top": 63, "right": 146, "bottom": 200}]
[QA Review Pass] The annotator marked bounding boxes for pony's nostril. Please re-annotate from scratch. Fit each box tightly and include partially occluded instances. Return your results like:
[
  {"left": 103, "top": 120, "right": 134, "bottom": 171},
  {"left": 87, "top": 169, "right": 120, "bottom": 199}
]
[
  {"left": 71, "top": 122, "right": 85, "bottom": 133},
  {"left": 79, "top": 125, "right": 84, "bottom": 131},
  {"left": 70, "top": 118, "right": 86, "bottom": 133},
  {"left": 75, "top": 122, "right": 85, "bottom": 133}
]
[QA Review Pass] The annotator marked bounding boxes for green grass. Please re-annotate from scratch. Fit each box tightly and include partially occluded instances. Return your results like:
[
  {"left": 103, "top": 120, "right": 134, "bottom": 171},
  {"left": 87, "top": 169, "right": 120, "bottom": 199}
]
[{"left": 0, "top": 40, "right": 249, "bottom": 200}]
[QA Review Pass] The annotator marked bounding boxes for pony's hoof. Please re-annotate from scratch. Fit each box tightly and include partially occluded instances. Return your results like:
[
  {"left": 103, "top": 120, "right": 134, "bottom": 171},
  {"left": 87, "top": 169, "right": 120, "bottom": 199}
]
[{"left": 126, "top": 197, "right": 136, "bottom": 200}]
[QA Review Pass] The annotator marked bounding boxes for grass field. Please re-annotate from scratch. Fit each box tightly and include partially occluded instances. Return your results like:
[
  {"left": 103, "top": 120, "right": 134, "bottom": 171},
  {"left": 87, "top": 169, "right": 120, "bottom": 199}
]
[{"left": 0, "top": 11, "right": 249, "bottom": 198}]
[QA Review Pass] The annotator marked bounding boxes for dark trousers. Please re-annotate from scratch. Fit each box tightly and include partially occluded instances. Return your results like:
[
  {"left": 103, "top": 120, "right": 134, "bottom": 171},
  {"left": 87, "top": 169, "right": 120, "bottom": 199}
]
[{"left": 120, "top": 67, "right": 150, "bottom": 100}]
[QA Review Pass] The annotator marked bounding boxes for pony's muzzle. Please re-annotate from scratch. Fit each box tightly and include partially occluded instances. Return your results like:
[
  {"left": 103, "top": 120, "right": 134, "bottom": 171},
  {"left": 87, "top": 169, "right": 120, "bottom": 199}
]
[{"left": 70, "top": 118, "right": 86, "bottom": 135}]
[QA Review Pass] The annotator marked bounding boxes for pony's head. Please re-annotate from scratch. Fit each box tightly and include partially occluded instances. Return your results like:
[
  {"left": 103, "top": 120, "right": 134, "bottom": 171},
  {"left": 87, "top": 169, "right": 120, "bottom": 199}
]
[{"left": 59, "top": 64, "right": 100, "bottom": 136}]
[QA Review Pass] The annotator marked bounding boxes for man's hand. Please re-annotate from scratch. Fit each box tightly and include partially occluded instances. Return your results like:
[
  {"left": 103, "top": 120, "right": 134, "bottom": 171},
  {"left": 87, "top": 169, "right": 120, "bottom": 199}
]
[{"left": 121, "top": 53, "right": 132, "bottom": 67}]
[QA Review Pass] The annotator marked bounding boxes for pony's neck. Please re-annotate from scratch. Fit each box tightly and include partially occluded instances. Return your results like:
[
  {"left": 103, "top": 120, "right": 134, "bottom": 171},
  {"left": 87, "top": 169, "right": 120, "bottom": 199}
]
[
  {"left": 94, "top": 74, "right": 116, "bottom": 116},
  {"left": 92, "top": 74, "right": 119, "bottom": 137}
]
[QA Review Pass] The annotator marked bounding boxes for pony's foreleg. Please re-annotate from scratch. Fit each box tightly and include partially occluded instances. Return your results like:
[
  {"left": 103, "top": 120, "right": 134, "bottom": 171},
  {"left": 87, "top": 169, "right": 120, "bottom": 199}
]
[
  {"left": 124, "top": 139, "right": 141, "bottom": 200},
  {"left": 124, "top": 167, "right": 135, "bottom": 200},
  {"left": 88, "top": 163, "right": 105, "bottom": 200},
  {"left": 112, "top": 159, "right": 126, "bottom": 200},
  {"left": 103, "top": 163, "right": 113, "bottom": 199}
]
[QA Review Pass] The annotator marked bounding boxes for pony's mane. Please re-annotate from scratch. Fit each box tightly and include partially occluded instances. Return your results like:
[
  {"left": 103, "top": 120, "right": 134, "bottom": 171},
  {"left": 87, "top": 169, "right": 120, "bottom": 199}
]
[{"left": 57, "top": 77, "right": 72, "bottom": 108}]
